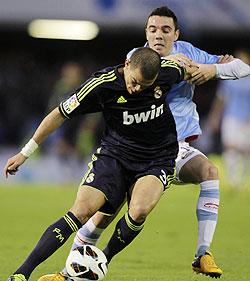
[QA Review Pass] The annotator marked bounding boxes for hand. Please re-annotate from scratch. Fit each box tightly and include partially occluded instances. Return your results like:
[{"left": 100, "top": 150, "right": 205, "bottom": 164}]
[
  {"left": 4, "top": 152, "right": 27, "bottom": 179},
  {"left": 218, "top": 54, "right": 234, "bottom": 64},
  {"left": 186, "top": 64, "right": 217, "bottom": 85},
  {"left": 166, "top": 53, "right": 194, "bottom": 67},
  {"left": 165, "top": 54, "right": 200, "bottom": 81}
]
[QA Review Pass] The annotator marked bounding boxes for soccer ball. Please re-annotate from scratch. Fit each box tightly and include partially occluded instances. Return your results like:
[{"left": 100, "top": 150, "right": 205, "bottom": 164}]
[{"left": 66, "top": 245, "right": 108, "bottom": 281}]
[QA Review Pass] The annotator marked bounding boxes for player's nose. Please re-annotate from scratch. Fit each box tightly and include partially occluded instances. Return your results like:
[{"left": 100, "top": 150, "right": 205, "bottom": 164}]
[{"left": 155, "top": 29, "right": 163, "bottom": 38}]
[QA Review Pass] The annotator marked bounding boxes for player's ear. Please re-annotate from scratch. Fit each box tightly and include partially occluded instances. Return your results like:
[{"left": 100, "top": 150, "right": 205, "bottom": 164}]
[
  {"left": 125, "top": 59, "right": 131, "bottom": 68},
  {"left": 174, "top": 29, "right": 180, "bottom": 41},
  {"left": 145, "top": 27, "right": 149, "bottom": 41}
]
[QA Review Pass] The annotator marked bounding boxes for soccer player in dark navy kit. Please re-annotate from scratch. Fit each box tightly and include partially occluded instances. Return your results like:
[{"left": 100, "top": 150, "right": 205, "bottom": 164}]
[{"left": 4, "top": 47, "right": 189, "bottom": 281}]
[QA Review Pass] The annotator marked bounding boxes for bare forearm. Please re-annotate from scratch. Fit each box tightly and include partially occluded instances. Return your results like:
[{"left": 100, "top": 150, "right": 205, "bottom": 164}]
[
  {"left": 33, "top": 107, "right": 66, "bottom": 144},
  {"left": 4, "top": 107, "right": 66, "bottom": 178}
]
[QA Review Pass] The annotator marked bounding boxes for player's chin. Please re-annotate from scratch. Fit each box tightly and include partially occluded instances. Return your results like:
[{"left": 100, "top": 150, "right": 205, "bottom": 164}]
[{"left": 153, "top": 46, "right": 166, "bottom": 56}]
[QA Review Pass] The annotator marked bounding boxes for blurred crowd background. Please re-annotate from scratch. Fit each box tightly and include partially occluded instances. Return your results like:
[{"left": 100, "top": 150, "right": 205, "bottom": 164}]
[{"left": 0, "top": 0, "right": 250, "bottom": 185}]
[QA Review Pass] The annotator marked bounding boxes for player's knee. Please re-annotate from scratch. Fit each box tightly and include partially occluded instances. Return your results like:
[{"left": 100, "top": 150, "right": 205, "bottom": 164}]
[
  {"left": 129, "top": 205, "right": 150, "bottom": 223},
  {"left": 201, "top": 162, "right": 219, "bottom": 181},
  {"left": 70, "top": 207, "right": 94, "bottom": 225}
]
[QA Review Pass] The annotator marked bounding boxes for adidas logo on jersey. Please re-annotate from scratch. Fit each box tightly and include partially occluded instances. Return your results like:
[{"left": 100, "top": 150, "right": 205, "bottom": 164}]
[
  {"left": 117, "top": 96, "right": 127, "bottom": 103},
  {"left": 123, "top": 104, "right": 164, "bottom": 125}
]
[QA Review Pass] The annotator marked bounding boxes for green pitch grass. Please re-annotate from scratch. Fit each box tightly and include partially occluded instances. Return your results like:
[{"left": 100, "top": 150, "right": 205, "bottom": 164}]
[{"left": 1, "top": 170, "right": 250, "bottom": 280}]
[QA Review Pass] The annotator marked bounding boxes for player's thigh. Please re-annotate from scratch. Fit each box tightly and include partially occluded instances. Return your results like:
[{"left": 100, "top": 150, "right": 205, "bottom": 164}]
[
  {"left": 71, "top": 185, "right": 106, "bottom": 223},
  {"left": 80, "top": 151, "right": 128, "bottom": 214},
  {"left": 129, "top": 175, "right": 164, "bottom": 220},
  {"left": 175, "top": 142, "right": 205, "bottom": 183}
]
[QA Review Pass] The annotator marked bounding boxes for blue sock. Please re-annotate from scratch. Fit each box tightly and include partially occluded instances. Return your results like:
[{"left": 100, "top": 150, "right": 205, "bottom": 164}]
[{"left": 196, "top": 180, "right": 219, "bottom": 256}]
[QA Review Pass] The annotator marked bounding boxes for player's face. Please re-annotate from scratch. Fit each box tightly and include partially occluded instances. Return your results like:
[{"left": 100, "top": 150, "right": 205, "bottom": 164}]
[
  {"left": 124, "top": 60, "right": 157, "bottom": 94},
  {"left": 146, "top": 15, "right": 179, "bottom": 57}
]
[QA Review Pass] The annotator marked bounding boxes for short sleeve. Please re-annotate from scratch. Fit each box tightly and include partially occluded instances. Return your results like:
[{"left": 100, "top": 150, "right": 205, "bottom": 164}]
[{"left": 59, "top": 77, "right": 103, "bottom": 119}]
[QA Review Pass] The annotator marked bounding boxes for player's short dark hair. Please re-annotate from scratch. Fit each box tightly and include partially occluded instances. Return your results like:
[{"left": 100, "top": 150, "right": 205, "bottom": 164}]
[
  {"left": 130, "top": 47, "right": 161, "bottom": 80},
  {"left": 146, "top": 6, "right": 179, "bottom": 31}
]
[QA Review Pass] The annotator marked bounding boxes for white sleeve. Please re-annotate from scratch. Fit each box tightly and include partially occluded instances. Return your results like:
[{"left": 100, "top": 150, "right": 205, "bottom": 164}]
[{"left": 215, "top": 59, "right": 250, "bottom": 79}]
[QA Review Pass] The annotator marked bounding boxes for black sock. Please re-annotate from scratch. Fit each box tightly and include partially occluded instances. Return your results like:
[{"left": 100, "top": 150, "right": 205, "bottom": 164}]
[
  {"left": 103, "top": 212, "right": 144, "bottom": 263},
  {"left": 14, "top": 211, "right": 82, "bottom": 279}
]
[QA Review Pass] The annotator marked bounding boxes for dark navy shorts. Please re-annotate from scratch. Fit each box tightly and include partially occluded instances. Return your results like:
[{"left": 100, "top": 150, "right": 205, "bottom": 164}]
[{"left": 80, "top": 148, "right": 176, "bottom": 215}]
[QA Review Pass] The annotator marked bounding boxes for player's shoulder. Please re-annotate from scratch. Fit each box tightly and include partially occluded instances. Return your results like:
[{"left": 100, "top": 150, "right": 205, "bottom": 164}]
[
  {"left": 89, "top": 65, "right": 120, "bottom": 87},
  {"left": 92, "top": 66, "right": 117, "bottom": 78},
  {"left": 174, "top": 40, "right": 219, "bottom": 63},
  {"left": 160, "top": 59, "right": 182, "bottom": 72},
  {"left": 90, "top": 64, "right": 126, "bottom": 94},
  {"left": 175, "top": 40, "right": 195, "bottom": 48},
  {"left": 74, "top": 65, "right": 122, "bottom": 98},
  {"left": 158, "top": 59, "right": 184, "bottom": 85},
  {"left": 173, "top": 40, "right": 198, "bottom": 55}
]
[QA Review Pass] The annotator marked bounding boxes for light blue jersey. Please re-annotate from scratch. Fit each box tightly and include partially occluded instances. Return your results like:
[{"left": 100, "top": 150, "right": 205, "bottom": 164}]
[
  {"left": 165, "top": 41, "right": 220, "bottom": 141},
  {"left": 217, "top": 76, "right": 250, "bottom": 121},
  {"left": 128, "top": 41, "right": 220, "bottom": 141}
]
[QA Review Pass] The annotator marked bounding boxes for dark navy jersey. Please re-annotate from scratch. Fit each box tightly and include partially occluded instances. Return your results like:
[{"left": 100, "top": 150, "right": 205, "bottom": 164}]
[{"left": 59, "top": 60, "right": 184, "bottom": 162}]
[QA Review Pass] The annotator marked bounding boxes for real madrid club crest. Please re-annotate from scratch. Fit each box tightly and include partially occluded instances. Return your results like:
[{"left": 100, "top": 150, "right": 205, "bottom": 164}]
[{"left": 154, "top": 86, "right": 162, "bottom": 99}]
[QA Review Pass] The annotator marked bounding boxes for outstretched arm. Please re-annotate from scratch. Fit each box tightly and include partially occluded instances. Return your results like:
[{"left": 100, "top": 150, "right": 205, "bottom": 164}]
[
  {"left": 186, "top": 55, "right": 250, "bottom": 85},
  {"left": 215, "top": 58, "right": 250, "bottom": 79},
  {"left": 4, "top": 107, "right": 65, "bottom": 178}
]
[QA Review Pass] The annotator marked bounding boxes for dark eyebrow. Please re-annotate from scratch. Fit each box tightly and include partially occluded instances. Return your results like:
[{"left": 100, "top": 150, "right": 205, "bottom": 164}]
[{"left": 148, "top": 24, "right": 172, "bottom": 30}]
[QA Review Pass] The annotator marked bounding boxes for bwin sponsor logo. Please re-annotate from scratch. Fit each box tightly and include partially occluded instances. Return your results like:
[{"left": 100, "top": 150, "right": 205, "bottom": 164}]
[{"left": 123, "top": 104, "right": 164, "bottom": 125}]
